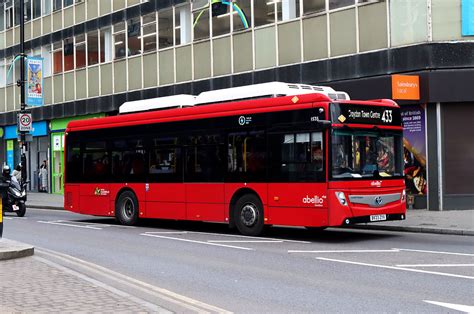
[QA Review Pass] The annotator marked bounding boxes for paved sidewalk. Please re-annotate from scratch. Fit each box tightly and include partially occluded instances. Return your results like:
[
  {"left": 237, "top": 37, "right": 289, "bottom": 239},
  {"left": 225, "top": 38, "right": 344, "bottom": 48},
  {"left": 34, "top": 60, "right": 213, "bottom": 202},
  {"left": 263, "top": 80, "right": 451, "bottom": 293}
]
[
  {"left": 0, "top": 253, "right": 164, "bottom": 312},
  {"left": 26, "top": 192, "right": 474, "bottom": 236}
]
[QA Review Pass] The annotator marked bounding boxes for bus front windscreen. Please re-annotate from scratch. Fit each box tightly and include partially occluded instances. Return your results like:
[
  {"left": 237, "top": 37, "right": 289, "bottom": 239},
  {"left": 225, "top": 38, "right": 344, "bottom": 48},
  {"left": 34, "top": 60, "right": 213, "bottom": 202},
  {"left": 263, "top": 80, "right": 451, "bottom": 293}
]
[{"left": 331, "top": 129, "right": 403, "bottom": 179}]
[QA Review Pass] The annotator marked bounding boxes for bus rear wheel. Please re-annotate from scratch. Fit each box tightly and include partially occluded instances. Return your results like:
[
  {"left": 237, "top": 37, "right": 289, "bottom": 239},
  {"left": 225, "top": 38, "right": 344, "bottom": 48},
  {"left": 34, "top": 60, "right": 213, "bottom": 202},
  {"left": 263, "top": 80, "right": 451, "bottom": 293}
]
[
  {"left": 115, "top": 191, "right": 139, "bottom": 226},
  {"left": 233, "top": 194, "right": 264, "bottom": 236}
]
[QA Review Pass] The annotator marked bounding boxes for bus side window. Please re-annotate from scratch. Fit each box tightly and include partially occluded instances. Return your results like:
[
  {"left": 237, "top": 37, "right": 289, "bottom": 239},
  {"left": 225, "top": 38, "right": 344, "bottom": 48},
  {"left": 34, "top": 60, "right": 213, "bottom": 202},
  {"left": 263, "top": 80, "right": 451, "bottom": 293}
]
[{"left": 227, "top": 131, "right": 265, "bottom": 181}]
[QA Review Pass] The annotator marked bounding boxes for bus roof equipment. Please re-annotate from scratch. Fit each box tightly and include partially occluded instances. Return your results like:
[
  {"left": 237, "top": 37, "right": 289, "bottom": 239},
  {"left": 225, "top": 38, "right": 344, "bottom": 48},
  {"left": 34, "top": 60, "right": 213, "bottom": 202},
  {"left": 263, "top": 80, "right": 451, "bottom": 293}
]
[{"left": 119, "top": 82, "right": 350, "bottom": 114}]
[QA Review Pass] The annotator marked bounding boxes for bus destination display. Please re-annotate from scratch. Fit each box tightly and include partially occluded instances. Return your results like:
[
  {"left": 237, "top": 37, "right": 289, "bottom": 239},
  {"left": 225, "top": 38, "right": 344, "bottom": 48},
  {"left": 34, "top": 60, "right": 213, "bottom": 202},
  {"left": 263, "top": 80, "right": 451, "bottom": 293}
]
[{"left": 331, "top": 104, "right": 401, "bottom": 126}]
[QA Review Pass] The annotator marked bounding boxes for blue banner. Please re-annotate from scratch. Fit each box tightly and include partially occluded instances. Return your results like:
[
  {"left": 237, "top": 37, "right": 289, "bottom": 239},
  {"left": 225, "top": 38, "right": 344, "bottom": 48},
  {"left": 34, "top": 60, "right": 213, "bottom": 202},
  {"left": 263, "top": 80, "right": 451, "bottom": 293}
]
[
  {"left": 27, "top": 57, "right": 44, "bottom": 106},
  {"left": 462, "top": 0, "right": 474, "bottom": 36}
]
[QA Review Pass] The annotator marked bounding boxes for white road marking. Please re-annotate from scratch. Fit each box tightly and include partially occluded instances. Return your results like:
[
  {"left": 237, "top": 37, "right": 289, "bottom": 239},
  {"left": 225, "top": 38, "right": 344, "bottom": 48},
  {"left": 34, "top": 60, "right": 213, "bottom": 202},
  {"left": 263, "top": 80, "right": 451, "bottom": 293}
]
[
  {"left": 424, "top": 300, "right": 474, "bottom": 313},
  {"left": 38, "top": 220, "right": 102, "bottom": 230},
  {"left": 289, "top": 249, "right": 400, "bottom": 253},
  {"left": 397, "top": 264, "right": 474, "bottom": 268},
  {"left": 317, "top": 257, "right": 474, "bottom": 280},
  {"left": 208, "top": 240, "right": 284, "bottom": 243},
  {"left": 3, "top": 217, "right": 13, "bottom": 220},
  {"left": 145, "top": 231, "right": 189, "bottom": 234},
  {"left": 141, "top": 233, "right": 254, "bottom": 251},
  {"left": 182, "top": 230, "right": 311, "bottom": 243},
  {"left": 395, "top": 248, "right": 474, "bottom": 257}
]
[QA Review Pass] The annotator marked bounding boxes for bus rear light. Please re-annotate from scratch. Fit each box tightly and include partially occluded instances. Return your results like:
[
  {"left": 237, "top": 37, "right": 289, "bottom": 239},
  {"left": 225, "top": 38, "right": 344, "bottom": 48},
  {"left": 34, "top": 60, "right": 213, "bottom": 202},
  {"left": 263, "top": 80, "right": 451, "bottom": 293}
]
[
  {"left": 335, "top": 192, "right": 348, "bottom": 206},
  {"left": 401, "top": 189, "right": 406, "bottom": 202}
]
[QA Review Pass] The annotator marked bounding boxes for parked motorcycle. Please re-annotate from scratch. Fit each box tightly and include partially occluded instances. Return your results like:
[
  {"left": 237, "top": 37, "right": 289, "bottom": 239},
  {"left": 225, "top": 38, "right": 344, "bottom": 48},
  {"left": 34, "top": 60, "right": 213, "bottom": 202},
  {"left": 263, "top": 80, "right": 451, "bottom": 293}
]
[{"left": 3, "top": 177, "right": 27, "bottom": 217}]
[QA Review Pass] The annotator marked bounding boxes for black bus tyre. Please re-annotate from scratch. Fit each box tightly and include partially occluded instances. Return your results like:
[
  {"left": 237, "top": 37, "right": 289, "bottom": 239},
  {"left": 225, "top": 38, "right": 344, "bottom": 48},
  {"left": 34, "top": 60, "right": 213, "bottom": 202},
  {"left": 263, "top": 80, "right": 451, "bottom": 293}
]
[
  {"left": 115, "top": 191, "right": 139, "bottom": 226},
  {"left": 16, "top": 203, "right": 26, "bottom": 217},
  {"left": 234, "top": 194, "right": 264, "bottom": 236}
]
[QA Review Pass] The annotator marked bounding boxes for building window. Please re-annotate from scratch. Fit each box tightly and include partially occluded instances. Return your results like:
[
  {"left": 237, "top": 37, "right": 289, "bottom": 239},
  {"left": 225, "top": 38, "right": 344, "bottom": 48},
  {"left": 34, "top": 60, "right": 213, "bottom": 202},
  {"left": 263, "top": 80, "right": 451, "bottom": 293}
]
[
  {"left": 25, "top": 0, "right": 32, "bottom": 22},
  {"left": 75, "top": 34, "right": 86, "bottom": 69},
  {"left": 142, "top": 13, "right": 157, "bottom": 53},
  {"left": 33, "top": 0, "right": 41, "bottom": 18},
  {"left": 329, "top": 0, "right": 355, "bottom": 10},
  {"left": 64, "top": 0, "right": 73, "bottom": 7},
  {"left": 53, "top": 0, "right": 61, "bottom": 11},
  {"left": 63, "top": 38, "right": 74, "bottom": 71},
  {"left": 193, "top": 3, "right": 209, "bottom": 41},
  {"left": 0, "top": 3, "right": 4, "bottom": 31},
  {"left": 254, "top": 0, "right": 275, "bottom": 27},
  {"left": 42, "top": 0, "right": 51, "bottom": 15},
  {"left": 277, "top": 0, "right": 300, "bottom": 21},
  {"left": 114, "top": 22, "right": 126, "bottom": 60},
  {"left": 6, "top": 57, "right": 14, "bottom": 85},
  {"left": 127, "top": 17, "right": 141, "bottom": 56},
  {"left": 100, "top": 28, "right": 112, "bottom": 63},
  {"left": 87, "top": 30, "right": 99, "bottom": 65},
  {"left": 42, "top": 45, "right": 52, "bottom": 77},
  {"left": 303, "top": 0, "right": 325, "bottom": 15},
  {"left": 233, "top": 0, "right": 251, "bottom": 32},
  {"left": 176, "top": 5, "right": 191, "bottom": 45},
  {"left": 4, "top": 0, "right": 13, "bottom": 29},
  {"left": 158, "top": 9, "right": 174, "bottom": 49},
  {"left": 0, "top": 60, "right": 6, "bottom": 88},
  {"left": 53, "top": 41, "right": 63, "bottom": 74},
  {"left": 14, "top": 0, "right": 20, "bottom": 26},
  {"left": 211, "top": 1, "right": 230, "bottom": 37}
]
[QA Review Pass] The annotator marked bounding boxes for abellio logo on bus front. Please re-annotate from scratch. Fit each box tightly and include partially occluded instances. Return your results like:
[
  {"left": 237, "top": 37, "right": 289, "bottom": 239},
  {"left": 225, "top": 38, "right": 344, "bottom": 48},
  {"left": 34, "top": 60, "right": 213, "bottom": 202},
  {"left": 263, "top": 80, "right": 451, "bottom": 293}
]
[{"left": 302, "top": 195, "right": 327, "bottom": 207}]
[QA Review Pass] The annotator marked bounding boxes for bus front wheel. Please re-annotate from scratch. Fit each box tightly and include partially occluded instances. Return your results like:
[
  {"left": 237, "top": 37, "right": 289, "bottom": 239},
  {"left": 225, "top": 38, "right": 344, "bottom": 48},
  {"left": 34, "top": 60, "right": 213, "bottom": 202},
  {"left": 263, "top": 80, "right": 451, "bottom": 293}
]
[
  {"left": 115, "top": 191, "right": 139, "bottom": 226},
  {"left": 233, "top": 194, "right": 264, "bottom": 236}
]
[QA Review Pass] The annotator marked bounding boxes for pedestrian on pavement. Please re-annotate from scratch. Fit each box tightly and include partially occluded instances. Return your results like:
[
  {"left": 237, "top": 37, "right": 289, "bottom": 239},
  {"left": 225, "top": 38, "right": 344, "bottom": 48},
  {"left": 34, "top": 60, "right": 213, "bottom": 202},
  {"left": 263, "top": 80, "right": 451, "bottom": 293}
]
[{"left": 39, "top": 160, "right": 48, "bottom": 193}]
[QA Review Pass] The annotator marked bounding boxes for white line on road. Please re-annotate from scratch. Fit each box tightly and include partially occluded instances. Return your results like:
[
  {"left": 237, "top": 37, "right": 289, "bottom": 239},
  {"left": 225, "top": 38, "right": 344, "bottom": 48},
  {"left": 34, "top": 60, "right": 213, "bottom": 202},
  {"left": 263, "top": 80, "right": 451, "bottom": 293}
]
[
  {"left": 145, "top": 231, "right": 189, "bottom": 234},
  {"left": 182, "top": 230, "right": 311, "bottom": 243},
  {"left": 396, "top": 264, "right": 474, "bottom": 268},
  {"left": 289, "top": 249, "right": 400, "bottom": 253},
  {"left": 394, "top": 248, "right": 474, "bottom": 257},
  {"left": 141, "top": 233, "right": 255, "bottom": 251},
  {"left": 317, "top": 257, "right": 474, "bottom": 280},
  {"left": 38, "top": 220, "right": 102, "bottom": 230},
  {"left": 208, "top": 240, "right": 284, "bottom": 243},
  {"left": 424, "top": 300, "right": 474, "bottom": 313}
]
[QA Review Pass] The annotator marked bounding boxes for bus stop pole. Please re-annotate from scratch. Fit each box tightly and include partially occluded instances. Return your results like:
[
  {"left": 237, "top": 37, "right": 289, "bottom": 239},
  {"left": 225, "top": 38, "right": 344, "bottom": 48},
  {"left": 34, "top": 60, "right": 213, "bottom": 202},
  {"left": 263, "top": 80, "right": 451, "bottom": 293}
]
[{"left": 19, "top": 0, "right": 28, "bottom": 183}]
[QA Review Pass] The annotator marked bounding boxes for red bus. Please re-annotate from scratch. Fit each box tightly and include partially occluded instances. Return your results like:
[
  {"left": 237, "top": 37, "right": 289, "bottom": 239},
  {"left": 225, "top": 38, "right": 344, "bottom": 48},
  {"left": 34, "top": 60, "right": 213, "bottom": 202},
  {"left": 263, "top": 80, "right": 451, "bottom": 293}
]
[{"left": 64, "top": 82, "right": 406, "bottom": 236}]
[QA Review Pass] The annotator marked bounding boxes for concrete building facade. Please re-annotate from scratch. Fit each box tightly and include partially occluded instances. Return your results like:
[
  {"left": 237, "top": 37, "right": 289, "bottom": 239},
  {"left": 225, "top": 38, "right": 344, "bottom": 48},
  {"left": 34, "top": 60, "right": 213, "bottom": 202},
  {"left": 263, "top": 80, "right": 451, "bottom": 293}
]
[{"left": 0, "top": 0, "right": 472, "bottom": 210}]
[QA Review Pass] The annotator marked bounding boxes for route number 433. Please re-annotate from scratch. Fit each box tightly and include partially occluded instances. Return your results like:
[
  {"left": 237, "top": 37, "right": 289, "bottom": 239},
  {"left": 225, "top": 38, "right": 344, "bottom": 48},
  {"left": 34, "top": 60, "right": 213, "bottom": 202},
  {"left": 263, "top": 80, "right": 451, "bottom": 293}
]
[{"left": 382, "top": 110, "right": 393, "bottom": 123}]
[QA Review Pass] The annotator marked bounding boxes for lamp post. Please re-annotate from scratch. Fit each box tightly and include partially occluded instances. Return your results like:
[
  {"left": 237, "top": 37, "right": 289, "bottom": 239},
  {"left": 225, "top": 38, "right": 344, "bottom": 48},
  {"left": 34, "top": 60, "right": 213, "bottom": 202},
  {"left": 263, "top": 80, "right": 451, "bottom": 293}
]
[{"left": 18, "top": 0, "right": 28, "bottom": 183}]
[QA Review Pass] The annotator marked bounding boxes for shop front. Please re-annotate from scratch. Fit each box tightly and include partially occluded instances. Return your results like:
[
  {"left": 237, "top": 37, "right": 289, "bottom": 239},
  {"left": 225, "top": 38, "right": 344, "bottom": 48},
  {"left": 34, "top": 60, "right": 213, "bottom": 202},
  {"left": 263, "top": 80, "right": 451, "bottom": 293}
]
[
  {"left": 4, "top": 121, "right": 49, "bottom": 192},
  {"left": 50, "top": 114, "right": 105, "bottom": 194}
]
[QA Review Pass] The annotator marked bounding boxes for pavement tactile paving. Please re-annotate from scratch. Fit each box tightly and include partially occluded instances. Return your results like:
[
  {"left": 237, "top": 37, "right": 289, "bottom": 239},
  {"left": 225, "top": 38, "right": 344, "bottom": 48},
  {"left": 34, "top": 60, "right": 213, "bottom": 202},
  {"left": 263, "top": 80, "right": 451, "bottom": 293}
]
[{"left": 0, "top": 256, "right": 155, "bottom": 312}]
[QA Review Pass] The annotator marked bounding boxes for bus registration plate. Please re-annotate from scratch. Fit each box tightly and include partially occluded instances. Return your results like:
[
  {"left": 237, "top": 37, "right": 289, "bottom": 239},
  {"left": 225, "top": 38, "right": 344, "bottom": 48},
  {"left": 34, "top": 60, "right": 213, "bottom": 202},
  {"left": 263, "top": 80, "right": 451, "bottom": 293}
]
[{"left": 370, "top": 214, "right": 387, "bottom": 222}]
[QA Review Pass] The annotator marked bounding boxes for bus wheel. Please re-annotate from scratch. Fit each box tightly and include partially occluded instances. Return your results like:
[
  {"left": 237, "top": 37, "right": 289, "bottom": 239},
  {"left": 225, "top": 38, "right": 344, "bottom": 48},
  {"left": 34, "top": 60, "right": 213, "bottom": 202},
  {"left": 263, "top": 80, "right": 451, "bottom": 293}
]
[
  {"left": 234, "top": 194, "right": 264, "bottom": 236},
  {"left": 116, "top": 191, "right": 139, "bottom": 226}
]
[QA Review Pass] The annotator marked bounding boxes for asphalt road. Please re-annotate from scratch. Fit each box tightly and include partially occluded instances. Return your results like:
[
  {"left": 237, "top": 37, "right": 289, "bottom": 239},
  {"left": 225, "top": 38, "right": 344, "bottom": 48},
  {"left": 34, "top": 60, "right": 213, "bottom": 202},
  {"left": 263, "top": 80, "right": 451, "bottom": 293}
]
[{"left": 2, "top": 208, "right": 473, "bottom": 313}]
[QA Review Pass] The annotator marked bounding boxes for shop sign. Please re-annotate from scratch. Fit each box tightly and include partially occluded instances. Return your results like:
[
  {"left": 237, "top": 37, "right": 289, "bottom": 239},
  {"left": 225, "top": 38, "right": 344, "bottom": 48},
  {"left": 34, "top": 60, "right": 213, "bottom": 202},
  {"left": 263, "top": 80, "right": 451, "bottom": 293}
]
[
  {"left": 462, "top": 0, "right": 474, "bottom": 36},
  {"left": 391, "top": 75, "right": 420, "bottom": 100},
  {"left": 401, "top": 105, "right": 427, "bottom": 195},
  {"left": 53, "top": 135, "right": 61, "bottom": 151}
]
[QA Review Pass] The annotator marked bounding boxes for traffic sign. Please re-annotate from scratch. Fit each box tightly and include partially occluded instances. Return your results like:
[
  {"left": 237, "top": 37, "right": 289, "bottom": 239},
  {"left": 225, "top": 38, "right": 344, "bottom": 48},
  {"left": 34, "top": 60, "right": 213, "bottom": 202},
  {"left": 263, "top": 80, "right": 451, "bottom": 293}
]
[{"left": 18, "top": 112, "right": 32, "bottom": 132}]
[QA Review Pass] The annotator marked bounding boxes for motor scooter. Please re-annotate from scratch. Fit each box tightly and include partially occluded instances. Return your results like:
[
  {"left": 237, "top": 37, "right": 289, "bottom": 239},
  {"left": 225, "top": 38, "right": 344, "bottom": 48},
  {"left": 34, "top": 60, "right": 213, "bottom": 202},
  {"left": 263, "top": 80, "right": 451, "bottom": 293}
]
[{"left": 2, "top": 177, "right": 27, "bottom": 217}]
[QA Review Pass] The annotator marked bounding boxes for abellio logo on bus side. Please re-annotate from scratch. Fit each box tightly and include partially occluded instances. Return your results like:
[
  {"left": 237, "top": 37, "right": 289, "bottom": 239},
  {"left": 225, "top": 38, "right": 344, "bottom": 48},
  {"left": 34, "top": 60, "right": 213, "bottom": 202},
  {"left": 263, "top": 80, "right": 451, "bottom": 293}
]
[{"left": 302, "top": 195, "right": 327, "bottom": 207}]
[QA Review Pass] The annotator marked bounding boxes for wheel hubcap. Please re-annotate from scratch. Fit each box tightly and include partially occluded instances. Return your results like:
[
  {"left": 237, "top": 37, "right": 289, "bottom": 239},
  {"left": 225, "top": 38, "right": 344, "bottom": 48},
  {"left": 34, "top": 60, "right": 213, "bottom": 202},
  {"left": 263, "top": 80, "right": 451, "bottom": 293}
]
[
  {"left": 122, "top": 197, "right": 134, "bottom": 218},
  {"left": 240, "top": 203, "right": 258, "bottom": 227}
]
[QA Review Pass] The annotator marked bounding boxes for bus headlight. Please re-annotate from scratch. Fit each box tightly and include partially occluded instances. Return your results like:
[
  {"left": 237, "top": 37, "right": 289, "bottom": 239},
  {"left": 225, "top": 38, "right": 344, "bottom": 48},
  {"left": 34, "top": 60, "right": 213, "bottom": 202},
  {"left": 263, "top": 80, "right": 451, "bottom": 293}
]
[
  {"left": 401, "top": 189, "right": 406, "bottom": 202},
  {"left": 335, "top": 192, "right": 348, "bottom": 206}
]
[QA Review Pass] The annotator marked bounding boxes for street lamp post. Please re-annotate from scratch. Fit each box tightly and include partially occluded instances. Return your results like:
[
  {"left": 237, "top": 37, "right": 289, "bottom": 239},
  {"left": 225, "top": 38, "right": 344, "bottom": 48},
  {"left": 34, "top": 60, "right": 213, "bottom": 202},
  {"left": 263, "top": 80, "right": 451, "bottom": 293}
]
[{"left": 18, "top": 0, "right": 28, "bottom": 183}]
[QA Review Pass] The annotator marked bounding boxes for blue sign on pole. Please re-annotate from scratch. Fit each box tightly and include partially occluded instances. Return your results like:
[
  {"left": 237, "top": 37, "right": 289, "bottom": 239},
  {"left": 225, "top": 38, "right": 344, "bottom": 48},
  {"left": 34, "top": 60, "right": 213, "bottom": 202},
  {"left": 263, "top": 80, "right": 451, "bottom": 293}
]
[
  {"left": 26, "top": 57, "right": 44, "bottom": 106},
  {"left": 462, "top": 0, "right": 474, "bottom": 36}
]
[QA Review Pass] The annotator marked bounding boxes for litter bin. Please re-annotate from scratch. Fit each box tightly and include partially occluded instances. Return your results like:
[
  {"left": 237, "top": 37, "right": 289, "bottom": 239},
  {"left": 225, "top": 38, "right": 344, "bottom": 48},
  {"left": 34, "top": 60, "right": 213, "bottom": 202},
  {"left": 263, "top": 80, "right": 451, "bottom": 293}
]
[{"left": 0, "top": 180, "right": 9, "bottom": 238}]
